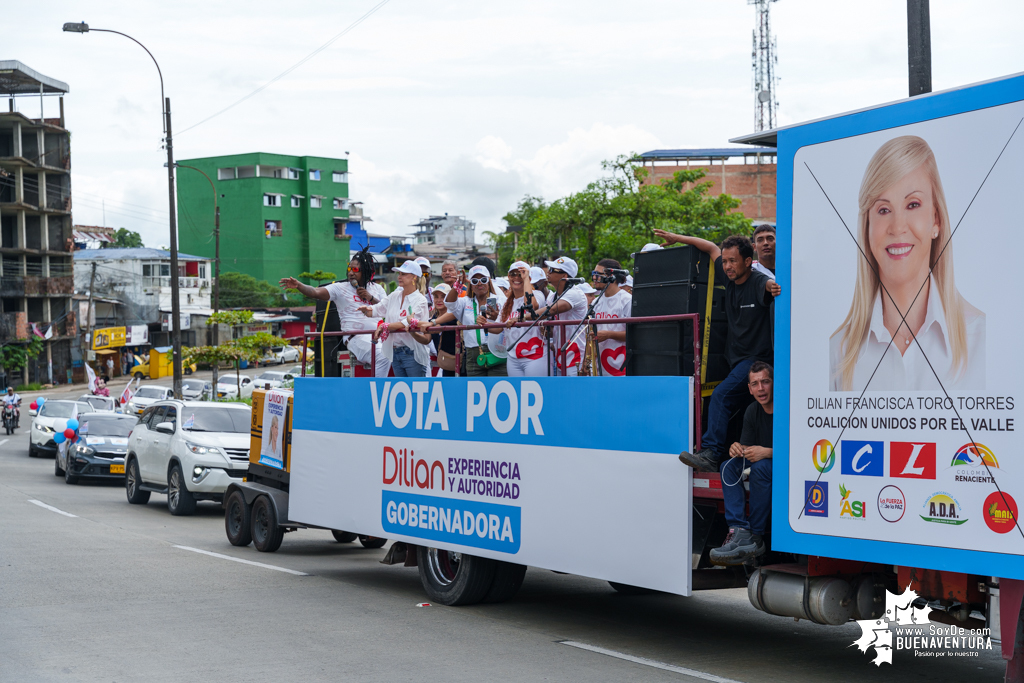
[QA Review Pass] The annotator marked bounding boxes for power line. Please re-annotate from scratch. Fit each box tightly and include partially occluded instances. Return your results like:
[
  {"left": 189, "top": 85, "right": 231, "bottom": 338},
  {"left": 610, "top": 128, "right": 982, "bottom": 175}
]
[{"left": 176, "top": 0, "right": 392, "bottom": 136}]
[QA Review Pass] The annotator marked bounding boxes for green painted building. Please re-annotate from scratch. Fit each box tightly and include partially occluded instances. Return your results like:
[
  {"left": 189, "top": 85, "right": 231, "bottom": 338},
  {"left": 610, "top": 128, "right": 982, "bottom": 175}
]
[{"left": 176, "top": 153, "right": 351, "bottom": 286}]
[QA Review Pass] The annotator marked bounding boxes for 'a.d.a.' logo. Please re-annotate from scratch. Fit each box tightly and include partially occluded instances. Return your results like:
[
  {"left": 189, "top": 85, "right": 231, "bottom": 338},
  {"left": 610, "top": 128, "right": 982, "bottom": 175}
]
[
  {"left": 839, "top": 483, "right": 866, "bottom": 519},
  {"left": 920, "top": 492, "right": 967, "bottom": 525},
  {"left": 984, "top": 492, "right": 1018, "bottom": 534}
]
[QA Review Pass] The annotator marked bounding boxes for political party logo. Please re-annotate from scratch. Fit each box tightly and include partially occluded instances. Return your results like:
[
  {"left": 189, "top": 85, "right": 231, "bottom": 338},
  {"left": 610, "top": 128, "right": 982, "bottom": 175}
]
[
  {"left": 839, "top": 483, "right": 867, "bottom": 519},
  {"left": 890, "top": 442, "right": 936, "bottom": 479},
  {"left": 804, "top": 481, "right": 828, "bottom": 517},
  {"left": 877, "top": 485, "right": 906, "bottom": 523},
  {"left": 920, "top": 492, "right": 966, "bottom": 525},
  {"left": 812, "top": 439, "right": 835, "bottom": 473},
  {"left": 951, "top": 443, "right": 999, "bottom": 468},
  {"left": 841, "top": 440, "right": 884, "bottom": 477},
  {"left": 983, "top": 492, "right": 1018, "bottom": 534}
]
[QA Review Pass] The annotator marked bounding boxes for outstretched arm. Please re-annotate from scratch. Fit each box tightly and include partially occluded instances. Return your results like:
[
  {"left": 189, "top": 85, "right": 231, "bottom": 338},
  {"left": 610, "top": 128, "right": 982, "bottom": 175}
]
[
  {"left": 652, "top": 230, "right": 721, "bottom": 262},
  {"left": 280, "top": 277, "right": 330, "bottom": 301}
]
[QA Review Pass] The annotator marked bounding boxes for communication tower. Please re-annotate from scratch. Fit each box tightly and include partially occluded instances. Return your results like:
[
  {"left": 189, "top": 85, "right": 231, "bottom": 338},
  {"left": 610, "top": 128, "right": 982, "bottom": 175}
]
[{"left": 749, "top": 0, "right": 779, "bottom": 131}]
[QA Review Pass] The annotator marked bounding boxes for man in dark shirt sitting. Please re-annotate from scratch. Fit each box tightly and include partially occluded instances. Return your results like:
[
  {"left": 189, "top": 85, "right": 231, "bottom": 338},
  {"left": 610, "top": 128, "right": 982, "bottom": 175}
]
[
  {"left": 652, "top": 230, "right": 780, "bottom": 472},
  {"left": 710, "top": 361, "right": 774, "bottom": 565}
]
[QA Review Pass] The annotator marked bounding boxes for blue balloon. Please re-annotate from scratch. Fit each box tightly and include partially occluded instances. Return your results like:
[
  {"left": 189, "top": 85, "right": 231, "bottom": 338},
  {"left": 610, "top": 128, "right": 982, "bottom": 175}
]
[
  {"left": 67, "top": 419, "right": 79, "bottom": 432},
  {"left": 37, "top": 396, "right": 46, "bottom": 405},
  {"left": 54, "top": 432, "right": 66, "bottom": 444}
]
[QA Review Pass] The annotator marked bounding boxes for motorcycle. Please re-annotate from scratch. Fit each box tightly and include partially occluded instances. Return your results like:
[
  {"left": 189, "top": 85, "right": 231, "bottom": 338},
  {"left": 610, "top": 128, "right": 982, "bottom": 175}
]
[{"left": 2, "top": 403, "right": 17, "bottom": 435}]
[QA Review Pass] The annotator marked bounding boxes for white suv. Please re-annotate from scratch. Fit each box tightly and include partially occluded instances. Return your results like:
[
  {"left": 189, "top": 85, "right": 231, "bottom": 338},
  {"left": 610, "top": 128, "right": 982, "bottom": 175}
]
[{"left": 125, "top": 400, "right": 251, "bottom": 515}]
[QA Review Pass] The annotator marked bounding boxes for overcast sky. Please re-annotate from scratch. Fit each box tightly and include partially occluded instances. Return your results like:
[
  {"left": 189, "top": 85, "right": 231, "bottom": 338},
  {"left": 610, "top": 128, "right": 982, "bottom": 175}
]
[{"left": 6, "top": 1, "right": 1023, "bottom": 249}]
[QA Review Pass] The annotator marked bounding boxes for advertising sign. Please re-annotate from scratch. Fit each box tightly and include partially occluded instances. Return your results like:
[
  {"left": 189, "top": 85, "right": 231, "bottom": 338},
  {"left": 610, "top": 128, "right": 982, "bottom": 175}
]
[
  {"left": 245, "top": 323, "right": 271, "bottom": 336},
  {"left": 290, "top": 376, "right": 694, "bottom": 595},
  {"left": 259, "top": 389, "right": 289, "bottom": 470},
  {"left": 91, "top": 327, "right": 126, "bottom": 350},
  {"left": 126, "top": 325, "right": 149, "bottom": 346},
  {"left": 776, "top": 73, "right": 1024, "bottom": 578}
]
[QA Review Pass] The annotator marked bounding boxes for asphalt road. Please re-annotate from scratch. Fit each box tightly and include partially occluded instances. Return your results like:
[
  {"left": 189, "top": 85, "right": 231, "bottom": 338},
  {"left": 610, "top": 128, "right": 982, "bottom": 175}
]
[{"left": 0, "top": 428, "right": 1007, "bottom": 682}]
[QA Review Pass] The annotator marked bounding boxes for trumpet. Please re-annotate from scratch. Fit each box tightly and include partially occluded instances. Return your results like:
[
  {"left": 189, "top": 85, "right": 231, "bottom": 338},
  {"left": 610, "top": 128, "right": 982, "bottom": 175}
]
[{"left": 578, "top": 321, "right": 599, "bottom": 377}]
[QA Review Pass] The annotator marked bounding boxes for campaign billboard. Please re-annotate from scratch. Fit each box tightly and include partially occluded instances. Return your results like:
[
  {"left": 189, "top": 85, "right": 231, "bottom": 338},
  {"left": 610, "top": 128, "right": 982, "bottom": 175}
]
[
  {"left": 776, "top": 72, "right": 1024, "bottom": 578},
  {"left": 289, "top": 376, "right": 694, "bottom": 595}
]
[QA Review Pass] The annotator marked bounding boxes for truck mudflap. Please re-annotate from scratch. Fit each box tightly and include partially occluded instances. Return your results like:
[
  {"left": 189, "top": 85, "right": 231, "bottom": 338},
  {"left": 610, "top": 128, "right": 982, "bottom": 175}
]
[{"left": 226, "top": 481, "right": 290, "bottom": 526}]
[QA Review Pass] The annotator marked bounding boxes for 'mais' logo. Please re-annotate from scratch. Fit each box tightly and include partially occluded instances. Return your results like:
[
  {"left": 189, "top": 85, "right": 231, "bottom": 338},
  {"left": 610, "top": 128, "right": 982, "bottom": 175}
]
[
  {"left": 804, "top": 481, "right": 828, "bottom": 517},
  {"left": 841, "top": 440, "right": 884, "bottom": 477},
  {"left": 920, "top": 492, "right": 966, "bottom": 525},
  {"left": 984, "top": 492, "right": 1018, "bottom": 534},
  {"left": 812, "top": 440, "right": 835, "bottom": 473},
  {"left": 952, "top": 443, "right": 999, "bottom": 469},
  {"left": 839, "top": 483, "right": 867, "bottom": 519},
  {"left": 890, "top": 442, "right": 936, "bottom": 479}
]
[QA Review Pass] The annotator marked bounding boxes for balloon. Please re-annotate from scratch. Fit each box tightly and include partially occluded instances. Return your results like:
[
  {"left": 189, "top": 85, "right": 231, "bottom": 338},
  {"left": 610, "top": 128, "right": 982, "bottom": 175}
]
[
  {"left": 37, "top": 396, "right": 45, "bottom": 404},
  {"left": 67, "top": 419, "right": 79, "bottom": 431},
  {"left": 63, "top": 428, "right": 75, "bottom": 440},
  {"left": 30, "top": 402, "right": 37, "bottom": 410},
  {"left": 70, "top": 434, "right": 78, "bottom": 443},
  {"left": 53, "top": 419, "right": 67, "bottom": 434},
  {"left": 54, "top": 432, "right": 66, "bottom": 444}
]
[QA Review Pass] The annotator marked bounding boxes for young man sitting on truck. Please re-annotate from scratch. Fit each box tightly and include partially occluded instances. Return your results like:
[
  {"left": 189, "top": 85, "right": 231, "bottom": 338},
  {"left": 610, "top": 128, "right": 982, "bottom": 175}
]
[
  {"left": 711, "top": 361, "right": 774, "bottom": 565},
  {"left": 651, "top": 230, "right": 780, "bottom": 472}
]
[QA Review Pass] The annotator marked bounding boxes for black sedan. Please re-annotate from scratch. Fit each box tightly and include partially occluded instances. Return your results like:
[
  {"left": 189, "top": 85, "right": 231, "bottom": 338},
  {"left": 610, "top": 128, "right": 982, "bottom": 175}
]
[{"left": 55, "top": 412, "right": 138, "bottom": 485}]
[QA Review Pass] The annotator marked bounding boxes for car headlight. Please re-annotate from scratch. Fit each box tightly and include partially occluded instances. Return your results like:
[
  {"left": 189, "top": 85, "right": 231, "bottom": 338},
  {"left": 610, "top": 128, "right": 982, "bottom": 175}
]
[
  {"left": 35, "top": 423, "right": 54, "bottom": 434},
  {"left": 192, "top": 465, "right": 211, "bottom": 483},
  {"left": 75, "top": 445, "right": 96, "bottom": 461},
  {"left": 185, "top": 442, "right": 223, "bottom": 456}
]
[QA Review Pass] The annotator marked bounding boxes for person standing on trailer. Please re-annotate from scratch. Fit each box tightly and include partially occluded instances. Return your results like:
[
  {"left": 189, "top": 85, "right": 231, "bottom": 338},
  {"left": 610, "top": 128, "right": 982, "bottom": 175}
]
[
  {"left": 653, "top": 230, "right": 781, "bottom": 472},
  {"left": 358, "top": 261, "right": 431, "bottom": 377},
  {"left": 752, "top": 223, "right": 776, "bottom": 277},
  {"left": 501, "top": 261, "right": 547, "bottom": 377},
  {"left": 711, "top": 361, "right": 774, "bottom": 566},
  {"left": 433, "top": 265, "right": 508, "bottom": 376},
  {"left": 534, "top": 256, "right": 588, "bottom": 376},
  {"left": 591, "top": 259, "right": 631, "bottom": 377}
]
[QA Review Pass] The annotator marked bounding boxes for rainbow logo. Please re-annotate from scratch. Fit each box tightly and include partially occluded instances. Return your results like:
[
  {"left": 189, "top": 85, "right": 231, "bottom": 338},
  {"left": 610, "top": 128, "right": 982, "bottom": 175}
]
[
  {"left": 951, "top": 443, "right": 998, "bottom": 469},
  {"left": 812, "top": 439, "right": 835, "bottom": 473}
]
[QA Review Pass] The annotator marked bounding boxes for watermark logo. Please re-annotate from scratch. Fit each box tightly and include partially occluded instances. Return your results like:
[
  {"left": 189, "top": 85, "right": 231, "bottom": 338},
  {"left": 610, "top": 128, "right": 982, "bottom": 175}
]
[
  {"left": 812, "top": 439, "right": 835, "bottom": 473},
  {"left": 853, "top": 587, "right": 991, "bottom": 665},
  {"left": 920, "top": 492, "right": 966, "bottom": 525},
  {"left": 839, "top": 483, "right": 866, "bottom": 519},
  {"left": 877, "top": 485, "right": 906, "bottom": 522},
  {"left": 804, "top": 481, "right": 828, "bottom": 517},
  {"left": 983, "top": 491, "right": 1018, "bottom": 534}
]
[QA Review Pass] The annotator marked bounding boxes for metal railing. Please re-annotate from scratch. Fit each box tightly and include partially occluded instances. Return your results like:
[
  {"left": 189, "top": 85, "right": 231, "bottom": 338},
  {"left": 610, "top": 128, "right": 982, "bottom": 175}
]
[{"left": 300, "top": 313, "right": 703, "bottom": 450}]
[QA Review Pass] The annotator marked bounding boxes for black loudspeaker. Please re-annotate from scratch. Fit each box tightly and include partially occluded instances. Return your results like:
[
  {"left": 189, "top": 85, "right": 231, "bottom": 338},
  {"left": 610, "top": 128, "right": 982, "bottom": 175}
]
[
  {"left": 313, "top": 283, "right": 345, "bottom": 378},
  {"left": 633, "top": 244, "right": 711, "bottom": 286}
]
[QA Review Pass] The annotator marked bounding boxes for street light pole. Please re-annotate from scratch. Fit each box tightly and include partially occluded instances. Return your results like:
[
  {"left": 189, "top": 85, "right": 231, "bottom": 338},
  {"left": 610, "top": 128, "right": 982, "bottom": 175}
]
[
  {"left": 62, "top": 22, "right": 183, "bottom": 398},
  {"left": 907, "top": 0, "right": 932, "bottom": 96}
]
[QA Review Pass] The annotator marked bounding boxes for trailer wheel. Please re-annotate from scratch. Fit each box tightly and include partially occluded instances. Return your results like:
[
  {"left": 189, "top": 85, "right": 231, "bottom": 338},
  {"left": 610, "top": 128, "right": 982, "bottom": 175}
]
[
  {"left": 359, "top": 535, "right": 387, "bottom": 549},
  {"left": 332, "top": 530, "right": 358, "bottom": 543},
  {"left": 416, "top": 545, "right": 496, "bottom": 606},
  {"left": 482, "top": 562, "right": 527, "bottom": 603},
  {"left": 608, "top": 582, "right": 658, "bottom": 595},
  {"left": 225, "top": 490, "right": 253, "bottom": 547},
  {"left": 251, "top": 496, "right": 283, "bottom": 553}
]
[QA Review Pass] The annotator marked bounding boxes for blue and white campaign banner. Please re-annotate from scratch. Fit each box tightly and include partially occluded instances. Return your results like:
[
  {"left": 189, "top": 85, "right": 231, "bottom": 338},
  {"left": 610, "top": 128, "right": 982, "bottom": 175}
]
[
  {"left": 775, "top": 71, "right": 1024, "bottom": 579},
  {"left": 290, "top": 376, "right": 694, "bottom": 595}
]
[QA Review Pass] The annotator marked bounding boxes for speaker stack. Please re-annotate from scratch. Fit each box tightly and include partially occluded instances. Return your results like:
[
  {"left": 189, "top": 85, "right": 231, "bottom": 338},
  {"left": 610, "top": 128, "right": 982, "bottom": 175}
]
[
  {"left": 625, "top": 245, "right": 728, "bottom": 381},
  {"left": 312, "top": 283, "right": 345, "bottom": 377}
]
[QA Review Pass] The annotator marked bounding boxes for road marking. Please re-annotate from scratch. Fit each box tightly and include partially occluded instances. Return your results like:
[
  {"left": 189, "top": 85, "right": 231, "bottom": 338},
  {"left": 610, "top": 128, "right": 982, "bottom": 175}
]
[
  {"left": 28, "top": 499, "right": 78, "bottom": 518},
  {"left": 559, "top": 641, "right": 744, "bottom": 683},
  {"left": 173, "top": 545, "right": 310, "bottom": 576},
  {"left": 0, "top": 439, "right": 9, "bottom": 447}
]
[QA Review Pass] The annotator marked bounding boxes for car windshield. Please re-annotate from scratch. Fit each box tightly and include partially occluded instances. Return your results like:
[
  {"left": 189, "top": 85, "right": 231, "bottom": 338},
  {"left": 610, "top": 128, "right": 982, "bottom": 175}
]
[
  {"left": 182, "top": 380, "right": 205, "bottom": 390},
  {"left": 217, "top": 377, "right": 243, "bottom": 387},
  {"left": 82, "top": 416, "right": 137, "bottom": 437},
  {"left": 40, "top": 402, "right": 76, "bottom": 418},
  {"left": 181, "top": 407, "right": 250, "bottom": 433},
  {"left": 256, "top": 373, "right": 286, "bottom": 381},
  {"left": 135, "top": 387, "right": 166, "bottom": 399},
  {"left": 80, "top": 396, "right": 113, "bottom": 410}
]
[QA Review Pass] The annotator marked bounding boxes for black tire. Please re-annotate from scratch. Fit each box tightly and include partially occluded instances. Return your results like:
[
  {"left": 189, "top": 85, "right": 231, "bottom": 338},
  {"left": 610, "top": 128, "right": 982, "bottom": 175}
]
[
  {"left": 167, "top": 464, "right": 197, "bottom": 516},
  {"left": 359, "top": 535, "right": 387, "bottom": 549},
  {"left": 224, "top": 490, "right": 253, "bottom": 547},
  {"left": 251, "top": 496, "right": 283, "bottom": 552},
  {"left": 125, "top": 458, "right": 151, "bottom": 504},
  {"left": 54, "top": 452, "right": 64, "bottom": 476},
  {"left": 482, "top": 562, "right": 527, "bottom": 604},
  {"left": 332, "top": 530, "right": 358, "bottom": 543},
  {"left": 608, "top": 581, "right": 658, "bottom": 596},
  {"left": 64, "top": 460, "right": 79, "bottom": 485},
  {"left": 184, "top": 367, "right": 193, "bottom": 375},
  {"left": 28, "top": 443, "right": 37, "bottom": 458},
  {"left": 416, "top": 545, "right": 496, "bottom": 606},
  {"left": 134, "top": 371, "right": 144, "bottom": 379}
]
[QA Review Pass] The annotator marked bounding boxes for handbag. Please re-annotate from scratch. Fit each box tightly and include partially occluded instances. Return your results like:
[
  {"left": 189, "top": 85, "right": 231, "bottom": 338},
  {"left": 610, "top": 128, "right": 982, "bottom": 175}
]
[
  {"left": 437, "top": 349, "right": 458, "bottom": 372},
  {"left": 476, "top": 346, "right": 505, "bottom": 368}
]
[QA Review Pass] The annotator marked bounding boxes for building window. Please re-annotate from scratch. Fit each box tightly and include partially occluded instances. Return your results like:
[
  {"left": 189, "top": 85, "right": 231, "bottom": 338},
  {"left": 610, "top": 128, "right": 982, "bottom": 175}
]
[
  {"left": 333, "top": 197, "right": 350, "bottom": 210},
  {"left": 198, "top": 263, "right": 207, "bottom": 279},
  {"left": 263, "top": 193, "right": 281, "bottom": 207},
  {"left": 217, "top": 168, "right": 235, "bottom": 180},
  {"left": 142, "top": 263, "right": 170, "bottom": 277},
  {"left": 310, "top": 196, "right": 322, "bottom": 209},
  {"left": 265, "top": 220, "right": 282, "bottom": 238},
  {"left": 291, "top": 195, "right": 303, "bottom": 208},
  {"left": 309, "top": 169, "right": 321, "bottom": 181},
  {"left": 332, "top": 171, "right": 349, "bottom": 183},
  {"left": 288, "top": 168, "right": 301, "bottom": 180}
]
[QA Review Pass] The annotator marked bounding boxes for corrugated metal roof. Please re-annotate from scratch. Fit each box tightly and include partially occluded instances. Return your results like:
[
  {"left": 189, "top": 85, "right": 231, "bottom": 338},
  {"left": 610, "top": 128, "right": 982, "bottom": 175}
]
[
  {"left": 638, "top": 147, "right": 777, "bottom": 160},
  {"left": 0, "top": 61, "right": 69, "bottom": 95},
  {"left": 74, "top": 248, "right": 209, "bottom": 261}
]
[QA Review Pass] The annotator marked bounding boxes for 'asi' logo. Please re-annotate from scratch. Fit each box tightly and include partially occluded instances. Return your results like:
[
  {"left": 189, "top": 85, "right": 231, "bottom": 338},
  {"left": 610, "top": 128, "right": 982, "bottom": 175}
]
[
  {"left": 951, "top": 443, "right": 999, "bottom": 469},
  {"left": 804, "top": 481, "right": 828, "bottom": 517},
  {"left": 839, "top": 483, "right": 867, "bottom": 519},
  {"left": 890, "top": 442, "right": 936, "bottom": 479},
  {"left": 984, "top": 492, "right": 1018, "bottom": 534},
  {"left": 841, "top": 441, "right": 884, "bottom": 476},
  {"left": 812, "top": 439, "right": 835, "bottom": 473},
  {"left": 920, "top": 492, "right": 966, "bottom": 525}
]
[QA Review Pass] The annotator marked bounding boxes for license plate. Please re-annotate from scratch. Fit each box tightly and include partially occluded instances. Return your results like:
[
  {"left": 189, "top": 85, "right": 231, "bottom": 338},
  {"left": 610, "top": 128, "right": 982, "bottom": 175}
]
[{"left": 109, "top": 464, "right": 125, "bottom": 474}]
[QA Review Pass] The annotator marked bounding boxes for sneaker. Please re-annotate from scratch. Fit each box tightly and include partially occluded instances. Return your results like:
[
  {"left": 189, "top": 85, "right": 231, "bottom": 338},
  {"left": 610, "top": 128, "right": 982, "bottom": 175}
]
[
  {"left": 678, "top": 448, "right": 719, "bottom": 472},
  {"left": 710, "top": 528, "right": 765, "bottom": 566}
]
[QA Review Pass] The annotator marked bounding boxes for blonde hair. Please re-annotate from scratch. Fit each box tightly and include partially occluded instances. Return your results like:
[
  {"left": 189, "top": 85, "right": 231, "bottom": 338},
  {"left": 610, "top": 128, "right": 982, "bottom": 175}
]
[
  {"left": 832, "top": 135, "right": 967, "bottom": 389},
  {"left": 500, "top": 266, "right": 536, "bottom": 322}
]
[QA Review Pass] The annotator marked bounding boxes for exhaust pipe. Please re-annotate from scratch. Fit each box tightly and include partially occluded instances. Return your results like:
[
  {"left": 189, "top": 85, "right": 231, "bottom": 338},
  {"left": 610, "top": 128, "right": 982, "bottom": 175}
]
[{"left": 748, "top": 570, "right": 861, "bottom": 625}]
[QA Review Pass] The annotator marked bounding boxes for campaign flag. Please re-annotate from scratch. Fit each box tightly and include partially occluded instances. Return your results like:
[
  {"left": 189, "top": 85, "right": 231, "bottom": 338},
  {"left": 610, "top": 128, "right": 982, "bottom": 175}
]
[{"left": 85, "top": 364, "right": 97, "bottom": 393}]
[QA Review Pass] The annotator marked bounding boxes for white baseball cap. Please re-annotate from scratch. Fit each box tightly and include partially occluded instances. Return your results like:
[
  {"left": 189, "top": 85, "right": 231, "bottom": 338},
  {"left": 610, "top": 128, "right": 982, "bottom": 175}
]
[
  {"left": 529, "top": 266, "right": 546, "bottom": 284},
  {"left": 508, "top": 260, "right": 530, "bottom": 274},
  {"left": 414, "top": 256, "right": 431, "bottom": 269},
  {"left": 392, "top": 261, "right": 422, "bottom": 276},
  {"left": 467, "top": 265, "right": 490, "bottom": 280},
  {"left": 543, "top": 256, "right": 578, "bottom": 278},
  {"left": 577, "top": 283, "right": 597, "bottom": 294},
  {"left": 432, "top": 283, "right": 452, "bottom": 296},
  {"left": 641, "top": 243, "right": 663, "bottom": 253},
  {"left": 494, "top": 277, "right": 510, "bottom": 290},
  {"left": 622, "top": 275, "right": 634, "bottom": 288}
]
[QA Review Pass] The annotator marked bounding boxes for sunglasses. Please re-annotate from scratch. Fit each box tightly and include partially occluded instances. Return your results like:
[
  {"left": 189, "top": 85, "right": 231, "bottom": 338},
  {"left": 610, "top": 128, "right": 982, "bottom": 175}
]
[
  {"left": 470, "top": 276, "right": 489, "bottom": 285},
  {"left": 548, "top": 268, "right": 566, "bottom": 275},
  {"left": 591, "top": 270, "right": 604, "bottom": 279},
  {"left": 508, "top": 271, "right": 524, "bottom": 278}
]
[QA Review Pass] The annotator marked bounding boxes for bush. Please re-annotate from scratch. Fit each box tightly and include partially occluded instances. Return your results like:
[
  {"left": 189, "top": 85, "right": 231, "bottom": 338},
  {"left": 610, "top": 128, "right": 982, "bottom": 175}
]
[{"left": 15, "top": 383, "right": 42, "bottom": 392}]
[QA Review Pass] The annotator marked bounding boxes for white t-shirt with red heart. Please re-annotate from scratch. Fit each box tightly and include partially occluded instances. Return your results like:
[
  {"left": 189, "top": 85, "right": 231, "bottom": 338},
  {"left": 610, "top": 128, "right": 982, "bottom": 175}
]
[
  {"left": 325, "top": 280, "right": 388, "bottom": 333},
  {"left": 551, "top": 285, "right": 588, "bottom": 369},
  {"left": 503, "top": 293, "right": 547, "bottom": 361},
  {"left": 593, "top": 289, "right": 632, "bottom": 376}
]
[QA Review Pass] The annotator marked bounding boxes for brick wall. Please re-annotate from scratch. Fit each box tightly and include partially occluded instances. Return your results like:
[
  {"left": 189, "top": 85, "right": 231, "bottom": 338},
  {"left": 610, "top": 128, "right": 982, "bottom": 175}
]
[{"left": 645, "top": 161, "right": 776, "bottom": 223}]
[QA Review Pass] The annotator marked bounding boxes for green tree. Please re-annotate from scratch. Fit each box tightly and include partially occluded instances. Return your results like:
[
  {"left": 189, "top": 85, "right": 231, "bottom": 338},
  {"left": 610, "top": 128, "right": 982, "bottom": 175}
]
[
  {"left": 217, "top": 272, "right": 303, "bottom": 308},
  {"left": 299, "top": 270, "right": 337, "bottom": 285},
  {"left": 102, "top": 228, "right": 144, "bottom": 249},
  {"left": 0, "top": 337, "right": 44, "bottom": 375},
  {"left": 485, "top": 196, "right": 548, "bottom": 272}
]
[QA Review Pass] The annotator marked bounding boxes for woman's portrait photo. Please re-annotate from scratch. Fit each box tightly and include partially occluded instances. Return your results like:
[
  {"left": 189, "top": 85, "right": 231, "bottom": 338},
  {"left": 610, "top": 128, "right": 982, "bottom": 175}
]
[
  {"left": 262, "top": 414, "right": 282, "bottom": 461},
  {"left": 829, "top": 135, "right": 986, "bottom": 391}
]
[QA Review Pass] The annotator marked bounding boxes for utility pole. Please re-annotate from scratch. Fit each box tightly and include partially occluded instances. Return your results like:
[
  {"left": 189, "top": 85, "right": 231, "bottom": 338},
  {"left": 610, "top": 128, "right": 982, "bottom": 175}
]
[
  {"left": 907, "top": 0, "right": 932, "bottom": 96},
  {"left": 83, "top": 262, "right": 97, "bottom": 382},
  {"left": 165, "top": 97, "right": 183, "bottom": 399}
]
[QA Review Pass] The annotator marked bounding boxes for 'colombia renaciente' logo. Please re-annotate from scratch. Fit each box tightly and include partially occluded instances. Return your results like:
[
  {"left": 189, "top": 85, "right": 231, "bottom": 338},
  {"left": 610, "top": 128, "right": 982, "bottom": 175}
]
[
  {"left": 920, "top": 492, "right": 967, "bottom": 525},
  {"left": 983, "top": 492, "right": 1018, "bottom": 534},
  {"left": 951, "top": 443, "right": 999, "bottom": 468},
  {"left": 812, "top": 439, "right": 835, "bottom": 473},
  {"left": 804, "top": 481, "right": 828, "bottom": 517},
  {"left": 839, "top": 483, "right": 866, "bottom": 519}
]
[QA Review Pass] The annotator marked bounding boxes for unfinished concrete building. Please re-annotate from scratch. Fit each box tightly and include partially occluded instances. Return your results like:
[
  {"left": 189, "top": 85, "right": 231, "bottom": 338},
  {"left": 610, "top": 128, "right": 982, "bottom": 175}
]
[{"left": 0, "top": 61, "right": 75, "bottom": 386}]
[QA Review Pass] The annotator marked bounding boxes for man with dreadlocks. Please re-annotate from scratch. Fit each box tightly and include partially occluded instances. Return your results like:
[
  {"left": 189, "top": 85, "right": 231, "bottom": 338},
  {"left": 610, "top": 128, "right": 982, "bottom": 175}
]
[{"left": 280, "top": 248, "right": 391, "bottom": 376}]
